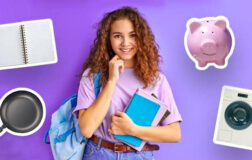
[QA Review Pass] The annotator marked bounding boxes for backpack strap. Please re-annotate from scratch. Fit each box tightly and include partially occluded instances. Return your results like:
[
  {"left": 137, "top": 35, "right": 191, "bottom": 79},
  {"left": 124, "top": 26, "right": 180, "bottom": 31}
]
[
  {"left": 43, "top": 128, "right": 50, "bottom": 144},
  {"left": 53, "top": 127, "right": 75, "bottom": 143},
  {"left": 94, "top": 72, "right": 101, "bottom": 97}
]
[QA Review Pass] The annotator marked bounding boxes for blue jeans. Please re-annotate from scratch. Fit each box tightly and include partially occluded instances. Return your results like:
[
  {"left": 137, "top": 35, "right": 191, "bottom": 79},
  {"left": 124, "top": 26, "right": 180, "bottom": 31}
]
[{"left": 83, "top": 139, "right": 155, "bottom": 160}]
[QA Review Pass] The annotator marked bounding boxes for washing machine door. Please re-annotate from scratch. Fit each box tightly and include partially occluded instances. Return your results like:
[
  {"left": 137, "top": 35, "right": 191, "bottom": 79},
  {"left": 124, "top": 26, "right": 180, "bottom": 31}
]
[{"left": 225, "top": 101, "right": 252, "bottom": 130}]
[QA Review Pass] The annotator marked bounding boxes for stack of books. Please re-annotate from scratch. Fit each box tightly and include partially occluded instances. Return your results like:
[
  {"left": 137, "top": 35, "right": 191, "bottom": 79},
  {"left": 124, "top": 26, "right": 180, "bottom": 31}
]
[{"left": 114, "top": 88, "right": 170, "bottom": 151}]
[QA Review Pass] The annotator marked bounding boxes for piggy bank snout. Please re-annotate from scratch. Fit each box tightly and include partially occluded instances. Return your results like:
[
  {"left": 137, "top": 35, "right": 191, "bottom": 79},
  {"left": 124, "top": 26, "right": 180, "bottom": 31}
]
[{"left": 200, "top": 40, "right": 217, "bottom": 54}]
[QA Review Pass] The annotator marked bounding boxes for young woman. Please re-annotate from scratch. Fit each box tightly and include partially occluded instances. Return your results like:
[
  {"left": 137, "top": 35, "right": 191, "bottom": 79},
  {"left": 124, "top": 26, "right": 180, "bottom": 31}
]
[{"left": 73, "top": 6, "right": 182, "bottom": 160}]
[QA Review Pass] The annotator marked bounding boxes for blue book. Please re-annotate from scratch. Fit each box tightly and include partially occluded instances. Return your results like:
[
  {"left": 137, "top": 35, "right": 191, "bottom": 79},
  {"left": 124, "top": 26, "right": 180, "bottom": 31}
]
[{"left": 114, "top": 88, "right": 170, "bottom": 151}]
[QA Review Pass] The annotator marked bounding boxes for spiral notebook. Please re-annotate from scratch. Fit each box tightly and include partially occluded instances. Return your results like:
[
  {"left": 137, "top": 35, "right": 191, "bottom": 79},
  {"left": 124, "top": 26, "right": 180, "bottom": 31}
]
[
  {"left": 114, "top": 88, "right": 170, "bottom": 151},
  {"left": 0, "top": 19, "right": 57, "bottom": 70}
]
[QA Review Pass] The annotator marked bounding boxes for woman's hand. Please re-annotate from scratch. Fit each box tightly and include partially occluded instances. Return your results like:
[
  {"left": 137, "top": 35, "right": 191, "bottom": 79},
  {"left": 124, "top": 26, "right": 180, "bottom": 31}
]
[
  {"left": 108, "top": 55, "right": 124, "bottom": 84},
  {"left": 108, "top": 111, "right": 137, "bottom": 135}
]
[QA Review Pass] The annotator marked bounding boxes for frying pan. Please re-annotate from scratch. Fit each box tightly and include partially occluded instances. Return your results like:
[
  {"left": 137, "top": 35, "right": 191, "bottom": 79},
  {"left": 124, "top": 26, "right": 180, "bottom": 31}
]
[{"left": 0, "top": 88, "right": 46, "bottom": 136}]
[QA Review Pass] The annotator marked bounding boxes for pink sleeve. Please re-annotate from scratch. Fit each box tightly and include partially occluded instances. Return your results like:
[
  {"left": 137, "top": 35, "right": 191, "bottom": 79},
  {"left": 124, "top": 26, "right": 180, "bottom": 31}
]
[
  {"left": 72, "top": 69, "right": 96, "bottom": 117},
  {"left": 159, "top": 75, "right": 182, "bottom": 126}
]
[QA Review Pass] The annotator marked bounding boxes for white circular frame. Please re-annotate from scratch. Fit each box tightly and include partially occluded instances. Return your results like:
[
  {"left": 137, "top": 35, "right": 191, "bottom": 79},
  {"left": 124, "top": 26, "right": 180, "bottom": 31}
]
[{"left": 0, "top": 88, "right": 46, "bottom": 136}]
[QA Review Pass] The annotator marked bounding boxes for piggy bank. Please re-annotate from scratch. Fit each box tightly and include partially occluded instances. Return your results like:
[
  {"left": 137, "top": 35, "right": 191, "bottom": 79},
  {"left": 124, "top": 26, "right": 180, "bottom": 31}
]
[{"left": 184, "top": 16, "right": 235, "bottom": 70}]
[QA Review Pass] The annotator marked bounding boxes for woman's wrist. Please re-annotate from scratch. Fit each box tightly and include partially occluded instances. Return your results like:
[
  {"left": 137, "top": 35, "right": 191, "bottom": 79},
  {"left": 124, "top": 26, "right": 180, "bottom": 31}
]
[
  {"left": 130, "top": 124, "right": 140, "bottom": 137},
  {"left": 107, "top": 79, "right": 117, "bottom": 86}
]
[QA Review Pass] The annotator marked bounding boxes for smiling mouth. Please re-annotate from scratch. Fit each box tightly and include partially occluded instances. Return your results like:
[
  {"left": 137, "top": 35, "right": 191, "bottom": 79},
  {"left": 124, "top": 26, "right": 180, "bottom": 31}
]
[
  {"left": 120, "top": 48, "right": 133, "bottom": 53},
  {"left": 202, "top": 52, "right": 216, "bottom": 56}
]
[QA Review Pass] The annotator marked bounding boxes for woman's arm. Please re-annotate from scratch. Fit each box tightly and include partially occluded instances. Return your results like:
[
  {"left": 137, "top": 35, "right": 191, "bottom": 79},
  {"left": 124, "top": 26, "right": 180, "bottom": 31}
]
[
  {"left": 78, "top": 80, "right": 116, "bottom": 138},
  {"left": 132, "top": 122, "right": 181, "bottom": 143},
  {"left": 78, "top": 55, "right": 125, "bottom": 138},
  {"left": 109, "top": 111, "right": 181, "bottom": 143}
]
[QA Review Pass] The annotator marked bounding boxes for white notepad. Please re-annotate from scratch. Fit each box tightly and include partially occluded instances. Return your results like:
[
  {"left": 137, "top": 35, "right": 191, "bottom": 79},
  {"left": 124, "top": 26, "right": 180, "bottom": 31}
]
[{"left": 0, "top": 19, "right": 58, "bottom": 70}]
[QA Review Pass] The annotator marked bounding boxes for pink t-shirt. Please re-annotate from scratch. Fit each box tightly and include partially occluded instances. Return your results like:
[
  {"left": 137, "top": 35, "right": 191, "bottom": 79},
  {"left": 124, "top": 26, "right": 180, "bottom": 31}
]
[{"left": 73, "top": 68, "right": 182, "bottom": 143}]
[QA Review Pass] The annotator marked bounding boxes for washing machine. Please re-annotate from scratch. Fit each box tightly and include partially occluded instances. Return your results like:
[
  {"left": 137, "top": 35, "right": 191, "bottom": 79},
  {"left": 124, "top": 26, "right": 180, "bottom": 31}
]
[{"left": 213, "top": 85, "right": 252, "bottom": 150}]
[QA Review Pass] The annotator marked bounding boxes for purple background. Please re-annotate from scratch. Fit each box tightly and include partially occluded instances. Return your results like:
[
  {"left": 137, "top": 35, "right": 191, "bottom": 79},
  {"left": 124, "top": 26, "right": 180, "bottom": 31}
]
[{"left": 1, "top": 0, "right": 252, "bottom": 159}]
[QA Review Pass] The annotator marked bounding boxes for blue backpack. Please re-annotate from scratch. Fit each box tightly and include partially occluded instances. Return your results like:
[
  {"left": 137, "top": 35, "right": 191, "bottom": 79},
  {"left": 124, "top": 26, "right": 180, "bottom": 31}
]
[{"left": 44, "top": 73, "right": 101, "bottom": 160}]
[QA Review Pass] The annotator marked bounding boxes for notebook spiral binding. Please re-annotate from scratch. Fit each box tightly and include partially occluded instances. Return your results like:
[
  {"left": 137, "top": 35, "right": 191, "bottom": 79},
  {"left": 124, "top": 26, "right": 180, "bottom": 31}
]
[{"left": 20, "top": 25, "right": 28, "bottom": 64}]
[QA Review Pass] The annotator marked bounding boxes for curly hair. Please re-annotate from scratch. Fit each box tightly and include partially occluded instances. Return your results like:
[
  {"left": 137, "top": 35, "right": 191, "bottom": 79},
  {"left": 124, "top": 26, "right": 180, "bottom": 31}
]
[{"left": 81, "top": 6, "right": 162, "bottom": 89}]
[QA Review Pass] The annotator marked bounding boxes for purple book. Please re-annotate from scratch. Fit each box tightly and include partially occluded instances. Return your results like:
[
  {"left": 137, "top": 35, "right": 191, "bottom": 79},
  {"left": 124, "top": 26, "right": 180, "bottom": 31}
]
[{"left": 114, "top": 88, "right": 170, "bottom": 151}]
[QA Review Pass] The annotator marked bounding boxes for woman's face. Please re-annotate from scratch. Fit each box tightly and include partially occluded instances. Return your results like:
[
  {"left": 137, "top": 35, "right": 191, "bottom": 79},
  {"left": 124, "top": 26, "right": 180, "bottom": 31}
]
[{"left": 110, "top": 18, "right": 138, "bottom": 67}]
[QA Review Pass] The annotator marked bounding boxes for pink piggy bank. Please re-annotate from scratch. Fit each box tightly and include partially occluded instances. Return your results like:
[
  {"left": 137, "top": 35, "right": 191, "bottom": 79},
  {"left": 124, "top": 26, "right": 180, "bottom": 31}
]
[{"left": 184, "top": 16, "right": 235, "bottom": 70}]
